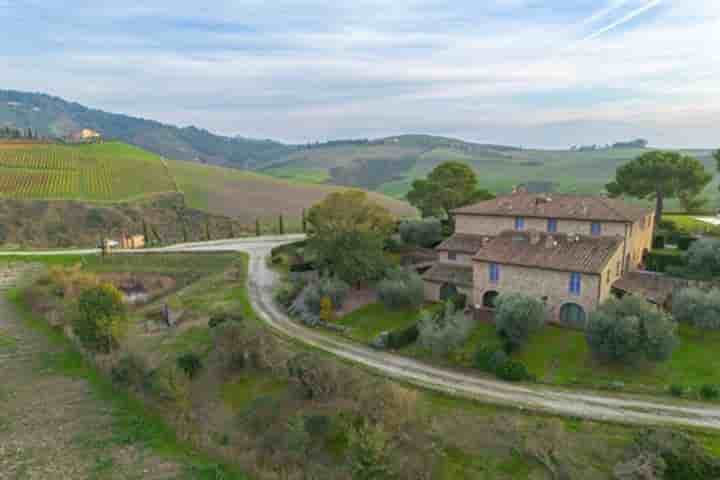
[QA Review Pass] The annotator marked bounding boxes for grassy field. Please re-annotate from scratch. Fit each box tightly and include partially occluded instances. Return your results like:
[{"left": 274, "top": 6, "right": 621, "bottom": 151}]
[
  {"left": 0, "top": 142, "right": 177, "bottom": 201},
  {"left": 400, "top": 319, "right": 720, "bottom": 396},
  {"left": 337, "top": 303, "right": 424, "bottom": 343},
  {"left": 260, "top": 137, "right": 717, "bottom": 204},
  {"left": 168, "top": 159, "right": 417, "bottom": 224}
]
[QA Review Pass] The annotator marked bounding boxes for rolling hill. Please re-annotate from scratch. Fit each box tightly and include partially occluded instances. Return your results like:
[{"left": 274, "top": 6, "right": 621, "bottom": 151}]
[
  {"left": 0, "top": 90, "right": 297, "bottom": 168},
  {"left": 2, "top": 90, "right": 717, "bottom": 206},
  {"left": 0, "top": 140, "right": 416, "bottom": 225}
]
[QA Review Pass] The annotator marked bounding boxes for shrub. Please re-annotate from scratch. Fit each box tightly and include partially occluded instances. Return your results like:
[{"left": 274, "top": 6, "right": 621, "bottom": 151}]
[
  {"left": 494, "top": 293, "right": 546, "bottom": 352},
  {"left": 304, "top": 277, "right": 350, "bottom": 314},
  {"left": 399, "top": 218, "right": 443, "bottom": 248},
  {"left": 417, "top": 302, "right": 474, "bottom": 357},
  {"left": 112, "top": 354, "right": 151, "bottom": 391},
  {"left": 653, "top": 235, "right": 666, "bottom": 250},
  {"left": 586, "top": 296, "right": 677, "bottom": 364},
  {"left": 669, "top": 384, "right": 685, "bottom": 397},
  {"left": 687, "top": 238, "right": 720, "bottom": 276},
  {"left": 377, "top": 268, "right": 424, "bottom": 310},
  {"left": 700, "top": 384, "right": 720, "bottom": 400},
  {"left": 473, "top": 344, "right": 499, "bottom": 372},
  {"left": 495, "top": 360, "right": 533, "bottom": 382},
  {"left": 645, "top": 250, "right": 687, "bottom": 273},
  {"left": 677, "top": 236, "right": 697, "bottom": 251},
  {"left": 386, "top": 323, "right": 419, "bottom": 349},
  {"left": 72, "top": 284, "right": 127, "bottom": 354},
  {"left": 208, "top": 311, "right": 243, "bottom": 329},
  {"left": 319, "top": 297, "right": 334, "bottom": 322},
  {"left": 346, "top": 420, "right": 393, "bottom": 480},
  {"left": 177, "top": 352, "right": 203, "bottom": 379},
  {"left": 672, "top": 287, "right": 720, "bottom": 330},
  {"left": 274, "top": 277, "right": 307, "bottom": 308}
]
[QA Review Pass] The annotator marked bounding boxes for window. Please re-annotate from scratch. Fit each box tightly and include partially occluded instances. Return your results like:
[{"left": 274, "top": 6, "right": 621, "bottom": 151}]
[
  {"left": 448, "top": 252, "right": 457, "bottom": 261},
  {"left": 489, "top": 263, "right": 500, "bottom": 283},
  {"left": 591, "top": 222, "right": 602, "bottom": 236},
  {"left": 515, "top": 217, "right": 525, "bottom": 230},
  {"left": 569, "top": 272, "right": 581, "bottom": 295},
  {"left": 547, "top": 218, "right": 558, "bottom": 233}
]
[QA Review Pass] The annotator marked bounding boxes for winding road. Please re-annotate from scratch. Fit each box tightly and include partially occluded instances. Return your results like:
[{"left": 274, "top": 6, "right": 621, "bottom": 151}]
[{"left": 5, "top": 235, "right": 720, "bottom": 431}]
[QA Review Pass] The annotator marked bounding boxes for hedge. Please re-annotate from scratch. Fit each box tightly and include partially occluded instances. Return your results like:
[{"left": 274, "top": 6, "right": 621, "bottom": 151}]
[
  {"left": 387, "top": 323, "right": 419, "bottom": 349},
  {"left": 653, "top": 235, "right": 666, "bottom": 250},
  {"left": 677, "top": 236, "right": 698, "bottom": 251},
  {"left": 645, "top": 250, "right": 687, "bottom": 273}
]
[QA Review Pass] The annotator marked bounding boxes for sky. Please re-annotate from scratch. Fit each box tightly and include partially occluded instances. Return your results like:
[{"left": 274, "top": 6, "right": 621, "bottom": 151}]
[{"left": 1, "top": 0, "right": 719, "bottom": 148}]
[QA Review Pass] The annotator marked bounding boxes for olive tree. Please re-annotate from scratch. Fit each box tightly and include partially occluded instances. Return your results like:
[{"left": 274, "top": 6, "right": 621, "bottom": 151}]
[
  {"left": 377, "top": 268, "right": 424, "bottom": 310},
  {"left": 672, "top": 287, "right": 720, "bottom": 330},
  {"left": 494, "top": 293, "right": 546, "bottom": 352},
  {"left": 586, "top": 296, "right": 677, "bottom": 363}
]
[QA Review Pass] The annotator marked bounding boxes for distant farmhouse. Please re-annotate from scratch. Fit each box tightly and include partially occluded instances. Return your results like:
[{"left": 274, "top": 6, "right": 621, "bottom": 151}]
[
  {"left": 67, "top": 128, "right": 102, "bottom": 143},
  {"left": 423, "top": 192, "right": 655, "bottom": 328}
]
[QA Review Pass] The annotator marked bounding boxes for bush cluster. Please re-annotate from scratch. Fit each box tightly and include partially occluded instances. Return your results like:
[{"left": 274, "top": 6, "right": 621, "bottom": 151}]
[
  {"left": 473, "top": 344, "right": 534, "bottom": 382},
  {"left": 399, "top": 218, "right": 443, "bottom": 248},
  {"left": 386, "top": 323, "right": 419, "bottom": 349},
  {"left": 686, "top": 238, "right": 720, "bottom": 277},
  {"left": 72, "top": 284, "right": 127, "bottom": 354},
  {"left": 586, "top": 296, "right": 677, "bottom": 364},
  {"left": 177, "top": 352, "right": 203, "bottom": 378},
  {"left": 304, "top": 278, "right": 350, "bottom": 314},
  {"left": 417, "top": 302, "right": 474, "bottom": 357},
  {"left": 377, "top": 268, "right": 424, "bottom": 310},
  {"left": 672, "top": 287, "right": 720, "bottom": 330}
]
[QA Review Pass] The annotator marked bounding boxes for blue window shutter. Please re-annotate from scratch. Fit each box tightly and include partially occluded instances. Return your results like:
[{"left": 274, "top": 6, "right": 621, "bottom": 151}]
[
  {"left": 489, "top": 263, "right": 499, "bottom": 283},
  {"left": 591, "top": 222, "right": 602, "bottom": 235},
  {"left": 569, "top": 272, "right": 581, "bottom": 294},
  {"left": 515, "top": 217, "right": 524, "bottom": 230},
  {"left": 548, "top": 218, "right": 557, "bottom": 233}
]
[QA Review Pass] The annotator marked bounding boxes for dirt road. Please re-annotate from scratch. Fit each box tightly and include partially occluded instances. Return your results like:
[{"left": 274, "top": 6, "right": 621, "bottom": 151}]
[{"left": 232, "top": 239, "right": 720, "bottom": 432}]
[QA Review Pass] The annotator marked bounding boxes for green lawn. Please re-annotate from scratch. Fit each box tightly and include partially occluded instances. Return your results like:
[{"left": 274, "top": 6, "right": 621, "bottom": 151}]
[
  {"left": 665, "top": 214, "right": 720, "bottom": 235},
  {"left": 424, "top": 321, "right": 720, "bottom": 395},
  {"left": 221, "top": 374, "right": 288, "bottom": 412},
  {"left": 336, "top": 303, "right": 425, "bottom": 343}
]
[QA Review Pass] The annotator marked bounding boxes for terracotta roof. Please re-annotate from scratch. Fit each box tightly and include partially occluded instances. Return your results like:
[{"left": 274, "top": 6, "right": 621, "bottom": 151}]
[
  {"left": 436, "top": 234, "right": 490, "bottom": 254},
  {"left": 453, "top": 193, "right": 652, "bottom": 222},
  {"left": 613, "top": 272, "right": 692, "bottom": 305},
  {"left": 423, "top": 263, "right": 473, "bottom": 287},
  {"left": 472, "top": 230, "right": 623, "bottom": 274}
]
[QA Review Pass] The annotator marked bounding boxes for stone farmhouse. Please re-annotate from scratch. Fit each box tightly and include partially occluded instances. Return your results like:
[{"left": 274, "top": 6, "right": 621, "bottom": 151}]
[{"left": 423, "top": 192, "right": 655, "bottom": 328}]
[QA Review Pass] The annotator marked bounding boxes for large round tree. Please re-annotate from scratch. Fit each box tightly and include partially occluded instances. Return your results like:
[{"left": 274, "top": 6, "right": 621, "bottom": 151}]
[
  {"left": 307, "top": 190, "right": 395, "bottom": 285},
  {"left": 606, "top": 151, "right": 712, "bottom": 224},
  {"left": 407, "top": 161, "right": 493, "bottom": 219}
]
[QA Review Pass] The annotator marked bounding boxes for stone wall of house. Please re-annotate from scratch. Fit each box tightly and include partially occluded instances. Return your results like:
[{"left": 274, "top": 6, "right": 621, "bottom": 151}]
[
  {"left": 455, "top": 214, "right": 628, "bottom": 238},
  {"left": 472, "top": 261, "right": 601, "bottom": 324},
  {"left": 599, "top": 241, "right": 626, "bottom": 302},
  {"left": 423, "top": 280, "right": 472, "bottom": 303},
  {"left": 627, "top": 214, "right": 654, "bottom": 269},
  {"left": 438, "top": 251, "right": 473, "bottom": 265}
]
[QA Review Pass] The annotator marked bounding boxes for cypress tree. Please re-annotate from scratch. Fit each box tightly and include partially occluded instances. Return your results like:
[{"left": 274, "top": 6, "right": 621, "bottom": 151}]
[
  {"left": 279, "top": 215, "right": 284, "bottom": 235},
  {"left": 256, "top": 219, "right": 261, "bottom": 237},
  {"left": 301, "top": 209, "right": 307, "bottom": 233},
  {"left": 205, "top": 219, "right": 211, "bottom": 241},
  {"left": 229, "top": 220, "right": 235, "bottom": 238},
  {"left": 142, "top": 219, "right": 149, "bottom": 244}
]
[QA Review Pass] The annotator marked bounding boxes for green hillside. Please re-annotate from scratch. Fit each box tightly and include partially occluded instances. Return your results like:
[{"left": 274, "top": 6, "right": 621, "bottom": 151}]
[
  {"left": 0, "top": 140, "right": 416, "bottom": 225},
  {"left": 167, "top": 159, "right": 417, "bottom": 224},
  {"left": 261, "top": 138, "right": 718, "bottom": 204},
  {"left": 0, "top": 141, "right": 177, "bottom": 201}
]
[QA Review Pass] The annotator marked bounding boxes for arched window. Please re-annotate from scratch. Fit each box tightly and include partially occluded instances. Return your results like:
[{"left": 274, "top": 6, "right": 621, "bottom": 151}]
[
  {"left": 482, "top": 290, "right": 500, "bottom": 309},
  {"left": 560, "top": 303, "right": 586, "bottom": 328}
]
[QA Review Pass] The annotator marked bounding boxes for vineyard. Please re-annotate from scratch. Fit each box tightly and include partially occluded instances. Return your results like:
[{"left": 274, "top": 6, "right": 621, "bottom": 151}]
[{"left": 0, "top": 142, "right": 177, "bottom": 201}]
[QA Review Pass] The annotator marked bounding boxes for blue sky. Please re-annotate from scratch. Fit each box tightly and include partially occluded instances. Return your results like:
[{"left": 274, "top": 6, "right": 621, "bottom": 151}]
[{"left": 1, "top": 0, "right": 718, "bottom": 147}]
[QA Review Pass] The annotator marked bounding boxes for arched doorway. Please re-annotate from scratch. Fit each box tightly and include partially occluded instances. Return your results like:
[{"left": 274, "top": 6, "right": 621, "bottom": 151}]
[
  {"left": 559, "top": 303, "right": 586, "bottom": 329},
  {"left": 439, "top": 283, "right": 459, "bottom": 302},
  {"left": 482, "top": 290, "right": 500, "bottom": 309}
]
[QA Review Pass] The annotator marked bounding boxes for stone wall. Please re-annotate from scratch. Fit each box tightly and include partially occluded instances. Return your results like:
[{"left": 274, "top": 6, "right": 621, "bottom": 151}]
[
  {"left": 472, "top": 261, "right": 601, "bottom": 324},
  {"left": 455, "top": 214, "right": 628, "bottom": 238}
]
